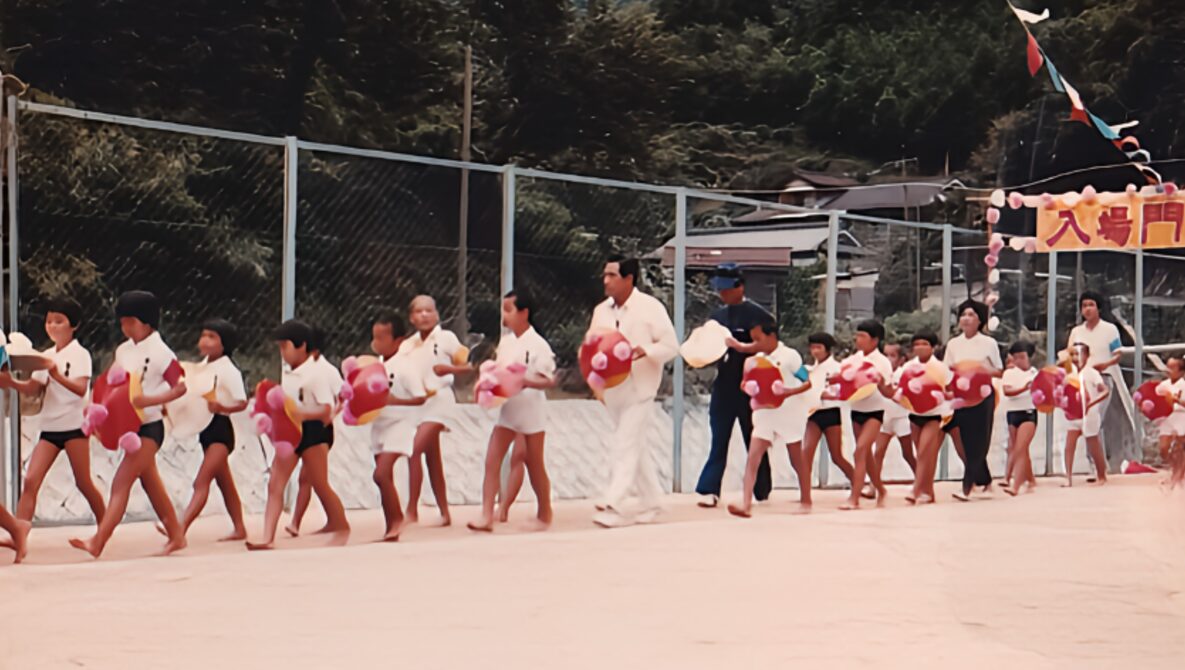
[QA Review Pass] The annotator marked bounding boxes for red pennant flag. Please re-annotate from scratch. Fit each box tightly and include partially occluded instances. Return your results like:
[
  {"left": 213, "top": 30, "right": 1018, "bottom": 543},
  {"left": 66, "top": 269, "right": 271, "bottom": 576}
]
[{"left": 1026, "top": 33, "right": 1044, "bottom": 76}]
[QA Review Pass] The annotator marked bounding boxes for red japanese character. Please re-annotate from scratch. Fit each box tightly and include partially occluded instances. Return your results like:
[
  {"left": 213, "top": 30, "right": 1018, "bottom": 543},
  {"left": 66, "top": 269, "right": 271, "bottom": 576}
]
[
  {"left": 1047, "top": 209, "right": 1091, "bottom": 246},
  {"left": 1142, "top": 202, "right": 1185, "bottom": 245},
  {"left": 1097, "top": 206, "right": 1133, "bottom": 246}
]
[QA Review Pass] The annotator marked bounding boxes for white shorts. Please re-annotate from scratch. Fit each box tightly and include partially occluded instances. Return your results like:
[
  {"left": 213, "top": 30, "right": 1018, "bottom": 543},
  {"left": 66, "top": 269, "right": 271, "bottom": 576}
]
[
  {"left": 752, "top": 404, "right": 806, "bottom": 446},
  {"left": 417, "top": 388, "right": 456, "bottom": 427},
  {"left": 496, "top": 392, "right": 547, "bottom": 435},
  {"left": 880, "top": 412, "right": 911, "bottom": 438},
  {"left": 1159, "top": 412, "right": 1185, "bottom": 438},
  {"left": 1066, "top": 408, "right": 1102, "bottom": 438},
  {"left": 369, "top": 417, "right": 416, "bottom": 456}
]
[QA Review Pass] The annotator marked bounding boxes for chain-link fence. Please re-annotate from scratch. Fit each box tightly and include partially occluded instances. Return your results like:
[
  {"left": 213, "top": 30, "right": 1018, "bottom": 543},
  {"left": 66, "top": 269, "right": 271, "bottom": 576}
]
[{"left": 2, "top": 98, "right": 1167, "bottom": 521}]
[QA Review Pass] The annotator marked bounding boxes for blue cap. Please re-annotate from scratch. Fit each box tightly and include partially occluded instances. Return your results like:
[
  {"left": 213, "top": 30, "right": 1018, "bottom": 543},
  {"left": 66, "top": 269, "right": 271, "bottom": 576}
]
[{"left": 709, "top": 263, "right": 744, "bottom": 291}]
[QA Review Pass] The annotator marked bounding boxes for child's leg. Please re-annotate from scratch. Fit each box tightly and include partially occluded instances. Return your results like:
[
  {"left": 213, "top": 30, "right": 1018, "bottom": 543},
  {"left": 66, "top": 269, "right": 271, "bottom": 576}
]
[
  {"left": 415, "top": 422, "right": 450, "bottom": 526},
  {"left": 522, "top": 432, "right": 552, "bottom": 527},
  {"left": 1085, "top": 435, "right": 1108, "bottom": 484},
  {"left": 179, "top": 445, "right": 229, "bottom": 535},
  {"left": 469, "top": 426, "right": 517, "bottom": 532},
  {"left": 405, "top": 429, "right": 427, "bottom": 524},
  {"left": 69, "top": 446, "right": 152, "bottom": 557},
  {"left": 1159, "top": 435, "right": 1173, "bottom": 466},
  {"left": 1063, "top": 429, "right": 1082, "bottom": 486},
  {"left": 823, "top": 425, "right": 855, "bottom": 485},
  {"left": 63, "top": 438, "right": 107, "bottom": 523},
  {"left": 949, "top": 427, "right": 966, "bottom": 465},
  {"left": 728, "top": 438, "right": 773, "bottom": 517},
  {"left": 867, "top": 432, "right": 889, "bottom": 507},
  {"left": 868, "top": 431, "right": 892, "bottom": 497},
  {"left": 1014, "top": 421, "right": 1038, "bottom": 491},
  {"left": 246, "top": 451, "right": 299, "bottom": 550},
  {"left": 498, "top": 435, "right": 529, "bottom": 523},
  {"left": 1, "top": 504, "right": 31, "bottom": 563},
  {"left": 1169, "top": 437, "right": 1185, "bottom": 487},
  {"left": 137, "top": 441, "right": 185, "bottom": 555},
  {"left": 372, "top": 452, "right": 405, "bottom": 540},
  {"left": 1003, "top": 424, "right": 1019, "bottom": 488},
  {"left": 799, "top": 422, "right": 821, "bottom": 506},
  {"left": 841, "top": 420, "right": 881, "bottom": 510},
  {"left": 286, "top": 466, "right": 312, "bottom": 536},
  {"left": 899, "top": 434, "right": 916, "bottom": 474},
  {"left": 212, "top": 459, "right": 247, "bottom": 541},
  {"left": 300, "top": 445, "right": 349, "bottom": 536},
  {"left": 16, "top": 441, "right": 61, "bottom": 521}
]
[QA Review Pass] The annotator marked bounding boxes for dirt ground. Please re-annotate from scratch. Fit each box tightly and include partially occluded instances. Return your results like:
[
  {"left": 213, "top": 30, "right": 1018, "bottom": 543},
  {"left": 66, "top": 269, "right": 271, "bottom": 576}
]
[{"left": 3, "top": 476, "right": 1183, "bottom": 669}]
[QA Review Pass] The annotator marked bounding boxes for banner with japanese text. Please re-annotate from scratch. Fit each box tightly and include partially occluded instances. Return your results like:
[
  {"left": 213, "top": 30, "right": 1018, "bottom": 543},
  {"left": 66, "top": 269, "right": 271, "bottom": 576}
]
[{"left": 1035, "top": 192, "right": 1185, "bottom": 251}]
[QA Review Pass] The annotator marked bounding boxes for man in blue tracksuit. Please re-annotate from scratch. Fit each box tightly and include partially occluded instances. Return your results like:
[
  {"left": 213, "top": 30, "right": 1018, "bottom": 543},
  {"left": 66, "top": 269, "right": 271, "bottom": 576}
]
[{"left": 694, "top": 264, "right": 774, "bottom": 507}]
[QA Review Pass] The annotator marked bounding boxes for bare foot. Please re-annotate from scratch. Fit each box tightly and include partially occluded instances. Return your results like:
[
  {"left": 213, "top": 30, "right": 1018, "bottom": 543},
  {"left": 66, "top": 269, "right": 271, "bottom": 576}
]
[
  {"left": 1002, "top": 486, "right": 1018, "bottom": 497},
  {"left": 284, "top": 524, "right": 300, "bottom": 538},
  {"left": 467, "top": 519, "right": 494, "bottom": 533},
  {"left": 1090, "top": 477, "right": 1107, "bottom": 486},
  {"left": 905, "top": 493, "right": 918, "bottom": 504},
  {"left": 404, "top": 508, "right": 419, "bottom": 525},
  {"left": 1061, "top": 479, "right": 1073, "bottom": 488},
  {"left": 325, "top": 529, "right": 350, "bottom": 547},
  {"left": 860, "top": 484, "right": 876, "bottom": 500},
  {"left": 245, "top": 540, "right": 274, "bottom": 551},
  {"left": 432, "top": 515, "right": 452, "bottom": 528},
  {"left": 791, "top": 503, "right": 813, "bottom": 515},
  {"left": 7, "top": 519, "right": 31, "bottom": 563},
  {"left": 726, "top": 503, "right": 751, "bottom": 518},
  {"left": 158, "top": 535, "right": 187, "bottom": 557},
  {"left": 497, "top": 507, "right": 510, "bottom": 523},
  {"left": 524, "top": 517, "right": 551, "bottom": 532},
  {"left": 154, "top": 522, "right": 168, "bottom": 537},
  {"left": 838, "top": 499, "right": 859, "bottom": 511},
  {"left": 875, "top": 487, "right": 888, "bottom": 508},
  {"left": 218, "top": 529, "right": 248, "bottom": 542},
  {"left": 68, "top": 536, "right": 101, "bottom": 558}
]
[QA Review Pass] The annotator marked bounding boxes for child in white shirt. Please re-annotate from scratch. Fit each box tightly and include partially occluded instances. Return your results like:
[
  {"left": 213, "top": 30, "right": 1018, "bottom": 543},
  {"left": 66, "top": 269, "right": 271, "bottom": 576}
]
[
  {"left": 1063, "top": 342, "right": 1110, "bottom": 487},
  {"left": 799, "top": 332, "right": 855, "bottom": 510},
  {"left": 901, "top": 332, "right": 953, "bottom": 505},
  {"left": 1001, "top": 340, "right": 1039, "bottom": 496},
  {"left": 1154, "top": 355, "right": 1185, "bottom": 491}
]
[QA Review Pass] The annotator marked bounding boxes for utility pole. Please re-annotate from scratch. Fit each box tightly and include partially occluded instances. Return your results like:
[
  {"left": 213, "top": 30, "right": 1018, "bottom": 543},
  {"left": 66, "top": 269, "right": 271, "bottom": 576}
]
[{"left": 457, "top": 45, "right": 473, "bottom": 336}]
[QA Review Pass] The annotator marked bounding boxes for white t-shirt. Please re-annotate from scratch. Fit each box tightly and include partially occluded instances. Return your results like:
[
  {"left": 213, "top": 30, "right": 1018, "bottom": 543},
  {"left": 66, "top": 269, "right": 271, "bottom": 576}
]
[
  {"left": 397, "top": 325, "right": 465, "bottom": 394},
  {"left": 187, "top": 355, "right": 247, "bottom": 410},
  {"left": 808, "top": 356, "right": 842, "bottom": 410},
  {"left": 113, "top": 331, "right": 183, "bottom": 424},
  {"left": 1079, "top": 367, "right": 1108, "bottom": 413},
  {"left": 943, "top": 332, "right": 1003, "bottom": 371},
  {"left": 314, "top": 354, "right": 344, "bottom": 397},
  {"left": 281, "top": 358, "right": 335, "bottom": 417},
  {"left": 31, "top": 339, "right": 92, "bottom": 432},
  {"left": 885, "top": 365, "right": 908, "bottom": 420},
  {"left": 1000, "top": 366, "right": 1038, "bottom": 412},
  {"left": 763, "top": 343, "right": 806, "bottom": 388},
  {"left": 495, "top": 326, "right": 557, "bottom": 403},
  {"left": 1068, "top": 320, "right": 1122, "bottom": 372},
  {"left": 589, "top": 289, "right": 679, "bottom": 400},
  {"left": 843, "top": 349, "right": 893, "bottom": 413},
  {"left": 1155, "top": 378, "right": 1185, "bottom": 415}
]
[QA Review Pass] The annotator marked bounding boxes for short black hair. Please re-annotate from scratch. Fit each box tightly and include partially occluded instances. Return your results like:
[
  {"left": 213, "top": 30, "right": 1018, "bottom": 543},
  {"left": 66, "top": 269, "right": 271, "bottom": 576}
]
[
  {"left": 309, "top": 325, "right": 327, "bottom": 353},
  {"left": 1080, "top": 290, "right": 1107, "bottom": 311},
  {"left": 504, "top": 290, "right": 536, "bottom": 318},
  {"left": 856, "top": 319, "right": 884, "bottom": 342},
  {"left": 43, "top": 297, "right": 83, "bottom": 328},
  {"left": 1167, "top": 354, "right": 1184, "bottom": 367},
  {"left": 1009, "top": 340, "right": 1036, "bottom": 356},
  {"left": 911, "top": 331, "right": 939, "bottom": 347},
  {"left": 808, "top": 331, "right": 837, "bottom": 352},
  {"left": 607, "top": 254, "right": 639, "bottom": 284},
  {"left": 752, "top": 319, "right": 778, "bottom": 336},
  {"left": 956, "top": 299, "right": 990, "bottom": 332},
  {"left": 374, "top": 311, "right": 407, "bottom": 338},
  {"left": 201, "top": 318, "right": 239, "bottom": 357},
  {"left": 272, "top": 319, "right": 314, "bottom": 348},
  {"left": 1071, "top": 341, "right": 1091, "bottom": 356},
  {"left": 115, "top": 290, "right": 161, "bottom": 329}
]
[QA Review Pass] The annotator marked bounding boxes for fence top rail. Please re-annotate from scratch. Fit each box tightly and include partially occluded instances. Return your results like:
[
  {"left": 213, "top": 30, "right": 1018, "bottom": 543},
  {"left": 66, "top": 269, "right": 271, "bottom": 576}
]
[
  {"left": 296, "top": 140, "right": 504, "bottom": 174},
  {"left": 17, "top": 100, "right": 288, "bottom": 147}
]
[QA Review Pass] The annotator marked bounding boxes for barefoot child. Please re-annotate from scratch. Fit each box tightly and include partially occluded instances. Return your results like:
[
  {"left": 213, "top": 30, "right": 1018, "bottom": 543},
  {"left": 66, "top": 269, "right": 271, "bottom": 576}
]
[
  {"left": 799, "top": 332, "right": 855, "bottom": 508},
  {"left": 367, "top": 312, "right": 427, "bottom": 541},
  {"left": 0, "top": 298, "right": 106, "bottom": 527},
  {"left": 496, "top": 434, "right": 530, "bottom": 523},
  {"left": 1001, "top": 340, "right": 1039, "bottom": 496},
  {"left": 247, "top": 320, "right": 349, "bottom": 550},
  {"left": 172, "top": 319, "right": 249, "bottom": 541},
  {"left": 833, "top": 320, "right": 895, "bottom": 510},
  {"left": 402, "top": 295, "right": 472, "bottom": 527},
  {"left": 870, "top": 340, "right": 916, "bottom": 496},
  {"left": 285, "top": 327, "right": 345, "bottom": 536},
  {"left": 1063, "top": 342, "right": 1110, "bottom": 487},
  {"left": 0, "top": 504, "right": 30, "bottom": 564},
  {"left": 902, "top": 332, "right": 952, "bottom": 505},
  {"left": 69, "top": 291, "right": 188, "bottom": 558},
  {"left": 469, "top": 291, "right": 557, "bottom": 532},
  {"left": 1154, "top": 355, "right": 1185, "bottom": 491},
  {"left": 725, "top": 320, "right": 812, "bottom": 518}
]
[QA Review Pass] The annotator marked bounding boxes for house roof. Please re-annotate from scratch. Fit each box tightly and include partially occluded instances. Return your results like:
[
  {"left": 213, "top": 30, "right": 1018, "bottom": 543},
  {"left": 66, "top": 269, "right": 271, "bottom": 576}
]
[
  {"left": 785, "top": 169, "right": 859, "bottom": 188},
  {"left": 650, "top": 226, "right": 865, "bottom": 268},
  {"left": 815, "top": 180, "right": 960, "bottom": 211}
]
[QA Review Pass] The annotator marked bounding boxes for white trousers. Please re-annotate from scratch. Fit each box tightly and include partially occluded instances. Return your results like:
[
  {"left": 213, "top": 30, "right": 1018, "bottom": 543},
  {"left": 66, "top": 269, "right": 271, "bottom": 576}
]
[{"left": 602, "top": 393, "right": 663, "bottom": 516}]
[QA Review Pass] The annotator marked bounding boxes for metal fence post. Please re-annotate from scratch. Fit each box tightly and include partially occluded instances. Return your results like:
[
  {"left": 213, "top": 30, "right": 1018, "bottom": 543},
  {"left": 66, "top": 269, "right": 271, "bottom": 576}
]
[
  {"left": 3, "top": 94, "right": 18, "bottom": 507},
  {"left": 941, "top": 225, "right": 952, "bottom": 342},
  {"left": 1045, "top": 250, "right": 1058, "bottom": 475},
  {"left": 672, "top": 189, "right": 687, "bottom": 494},
  {"left": 824, "top": 211, "right": 839, "bottom": 334},
  {"left": 282, "top": 136, "right": 297, "bottom": 321},
  {"left": 501, "top": 165, "right": 515, "bottom": 295},
  {"left": 1134, "top": 245, "right": 1144, "bottom": 446}
]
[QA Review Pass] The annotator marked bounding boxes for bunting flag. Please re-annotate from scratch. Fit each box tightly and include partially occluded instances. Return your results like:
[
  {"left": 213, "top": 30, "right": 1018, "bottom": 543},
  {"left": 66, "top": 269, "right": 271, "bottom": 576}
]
[{"left": 1007, "top": 2, "right": 1156, "bottom": 181}]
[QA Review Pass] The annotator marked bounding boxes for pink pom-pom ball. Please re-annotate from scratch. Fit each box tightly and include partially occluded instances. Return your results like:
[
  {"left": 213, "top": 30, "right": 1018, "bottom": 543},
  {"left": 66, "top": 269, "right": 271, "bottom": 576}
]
[
  {"left": 950, "top": 398, "right": 967, "bottom": 410},
  {"left": 1133, "top": 392, "right": 1144, "bottom": 403},
  {"left": 1165, "top": 183, "right": 1179, "bottom": 196},
  {"left": 85, "top": 404, "right": 109, "bottom": 427},
  {"left": 986, "top": 207, "right": 1001, "bottom": 224},
  {"left": 1081, "top": 185, "right": 1098, "bottom": 203},
  {"left": 841, "top": 367, "right": 856, "bottom": 382},
  {"left": 587, "top": 372, "right": 606, "bottom": 390},
  {"left": 591, "top": 351, "right": 608, "bottom": 371},
  {"left": 1142, "top": 400, "right": 1155, "bottom": 413},
  {"left": 118, "top": 432, "right": 142, "bottom": 454},
  {"left": 107, "top": 366, "right": 128, "bottom": 386},
  {"left": 506, "top": 362, "right": 528, "bottom": 374},
  {"left": 612, "top": 341, "right": 632, "bottom": 362},
  {"left": 1008, "top": 192, "right": 1025, "bottom": 209},
  {"left": 1031, "top": 390, "right": 1046, "bottom": 405},
  {"left": 341, "top": 356, "right": 359, "bottom": 378},
  {"left": 986, "top": 292, "right": 1000, "bottom": 307},
  {"left": 742, "top": 380, "right": 760, "bottom": 397},
  {"left": 1126, "top": 184, "right": 1138, "bottom": 194},
  {"left": 908, "top": 378, "right": 924, "bottom": 394},
  {"left": 477, "top": 390, "right": 495, "bottom": 408},
  {"left": 989, "top": 233, "right": 1005, "bottom": 251},
  {"left": 980, "top": 384, "right": 993, "bottom": 397},
  {"left": 341, "top": 405, "right": 359, "bottom": 425},
  {"left": 1023, "top": 238, "right": 1038, "bottom": 254},
  {"left": 253, "top": 413, "right": 273, "bottom": 435},
  {"left": 1040, "top": 193, "right": 1055, "bottom": 210},
  {"left": 366, "top": 376, "right": 388, "bottom": 394},
  {"left": 266, "top": 385, "right": 287, "bottom": 411},
  {"left": 956, "top": 377, "right": 971, "bottom": 391},
  {"left": 770, "top": 380, "right": 785, "bottom": 395},
  {"left": 984, "top": 254, "right": 999, "bottom": 268},
  {"left": 930, "top": 390, "right": 946, "bottom": 403},
  {"left": 339, "top": 383, "right": 355, "bottom": 401}
]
